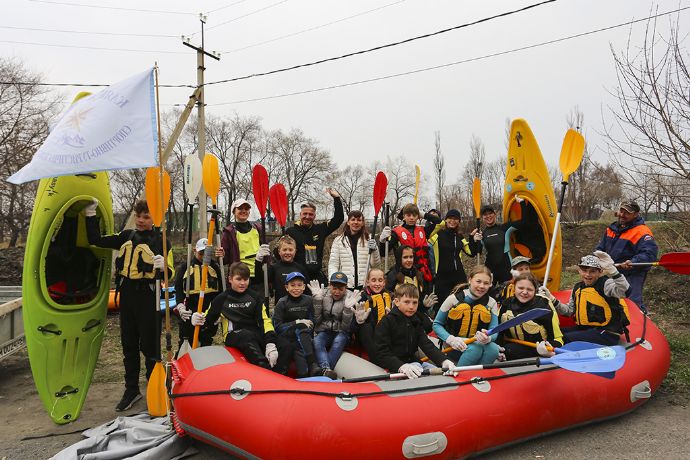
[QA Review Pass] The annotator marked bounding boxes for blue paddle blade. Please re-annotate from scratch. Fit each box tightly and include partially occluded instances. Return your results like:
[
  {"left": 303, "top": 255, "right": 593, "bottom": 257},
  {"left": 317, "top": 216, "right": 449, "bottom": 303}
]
[
  {"left": 555, "top": 342, "right": 617, "bottom": 379},
  {"left": 544, "top": 345, "right": 626, "bottom": 374},
  {"left": 297, "top": 376, "right": 340, "bottom": 383},
  {"left": 489, "top": 308, "right": 551, "bottom": 336}
]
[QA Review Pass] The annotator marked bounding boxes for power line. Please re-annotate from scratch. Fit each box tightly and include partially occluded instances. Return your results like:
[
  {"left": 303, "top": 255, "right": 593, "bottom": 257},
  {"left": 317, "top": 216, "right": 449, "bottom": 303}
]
[
  {"left": 0, "top": 79, "right": 195, "bottom": 88},
  {"left": 206, "top": 0, "right": 252, "bottom": 15},
  {"left": 0, "top": 39, "right": 190, "bottom": 54},
  {"left": 207, "top": 6, "right": 689, "bottom": 106},
  {"left": 204, "top": 0, "right": 291, "bottom": 32},
  {"left": 0, "top": 24, "right": 177, "bottom": 38},
  {"left": 221, "top": 0, "right": 408, "bottom": 54},
  {"left": 27, "top": 0, "right": 195, "bottom": 15},
  {"left": 205, "top": 0, "right": 557, "bottom": 86}
]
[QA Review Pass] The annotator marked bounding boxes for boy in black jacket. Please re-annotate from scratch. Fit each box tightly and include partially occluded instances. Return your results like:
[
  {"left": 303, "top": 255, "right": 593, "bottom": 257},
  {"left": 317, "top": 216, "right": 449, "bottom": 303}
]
[
  {"left": 191, "top": 262, "right": 292, "bottom": 374},
  {"left": 256, "top": 235, "right": 309, "bottom": 302},
  {"left": 375, "top": 283, "right": 455, "bottom": 378}
]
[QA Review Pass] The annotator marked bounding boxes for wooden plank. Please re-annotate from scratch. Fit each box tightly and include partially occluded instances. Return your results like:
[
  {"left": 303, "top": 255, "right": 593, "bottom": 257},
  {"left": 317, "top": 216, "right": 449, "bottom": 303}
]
[{"left": 0, "top": 298, "right": 22, "bottom": 317}]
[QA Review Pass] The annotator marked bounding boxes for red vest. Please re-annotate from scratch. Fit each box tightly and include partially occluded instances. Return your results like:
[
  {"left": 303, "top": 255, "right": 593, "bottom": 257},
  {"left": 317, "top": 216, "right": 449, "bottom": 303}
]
[{"left": 393, "top": 225, "right": 432, "bottom": 282}]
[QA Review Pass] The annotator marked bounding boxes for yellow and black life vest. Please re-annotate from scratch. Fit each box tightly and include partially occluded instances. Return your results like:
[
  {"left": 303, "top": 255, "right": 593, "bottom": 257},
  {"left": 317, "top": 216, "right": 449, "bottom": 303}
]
[
  {"left": 115, "top": 233, "right": 158, "bottom": 280},
  {"left": 183, "top": 263, "right": 220, "bottom": 295},
  {"left": 446, "top": 292, "right": 497, "bottom": 338},
  {"left": 394, "top": 273, "right": 422, "bottom": 294},
  {"left": 500, "top": 297, "right": 563, "bottom": 345},
  {"left": 573, "top": 278, "right": 631, "bottom": 332},
  {"left": 363, "top": 292, "right": 392, "bottom": 324},
  {"left": 236, "top": 228, "right": 260, "bottom": 277}
]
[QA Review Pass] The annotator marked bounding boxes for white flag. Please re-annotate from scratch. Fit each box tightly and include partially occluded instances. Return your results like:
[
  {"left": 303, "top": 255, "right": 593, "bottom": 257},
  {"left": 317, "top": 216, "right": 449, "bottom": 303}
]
[{"left": 7, "top": 68, "right": 158, "bottom": 184}]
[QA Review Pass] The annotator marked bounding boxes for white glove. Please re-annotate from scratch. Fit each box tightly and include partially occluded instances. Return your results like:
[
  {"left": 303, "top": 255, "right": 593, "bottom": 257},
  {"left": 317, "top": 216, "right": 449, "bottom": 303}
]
[
  {"left": 295, "top": 319, "right": 313, "bottom": 329},
  {"left": 367, "top": 238, "right": 378, "bottom": 252},
  {"left": 445, "top": 335, "right": 468, "bottom": 351},
  {"left": 265, "top": 342, "right": 278, "bottom": 367},
  {"left": 536, "top": 341, "right": 555, "bottom": 357},
  {"left": 84, "top": 199, "right": 98, "bottom": 217},
  {"left": 308, "top": 280, "right": 325, "bottom": 300},
  {"left": 594, "top": 250, "right": 618, "bottom": 276},
  {"left": 191, "top": 312, "right": 206, "bottom": 326},
  {"left": 153, "top": 254, "right": 165, "bottom": 271},
  {"left": 399, "top": 362, "right": 423, "bottom": 379},
  {"left": 422, "top": 293, "right": 438, "bottom": 308},
  {"left": 515, "top": 195, "right": 524, "bottom": 203},
  {"left": 473, "top": 231, "right": 483, "bottom": 242},
  {"left": 538, "top": 285, "right": 555, "bottom": 302},
  {"left": 344, "top": 290, "right": 361, "bottom": 310},
  {"left": 474, "top": 329, "right": 491, "bottom": 345},
  {"left": 379, "top": 226, "right": 392, "bottom": 243},
  {"left": 497, "top": 346, "right": 506, "bottom": 362},
  {"left": 255, "top": 244, "right": 270, "bottom": 262},
  {"left": 441, "top": 359, "right": 458, "bottom": 376},
  {"left": 177, "top": 304, "right": 192, "bottom": 321},
  {"left": 352, "top": 302, "right": 371, "bottom": 324}
]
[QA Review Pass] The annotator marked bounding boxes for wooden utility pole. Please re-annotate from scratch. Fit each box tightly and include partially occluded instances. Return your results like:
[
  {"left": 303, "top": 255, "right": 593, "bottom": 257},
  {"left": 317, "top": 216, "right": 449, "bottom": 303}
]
[{"left": 182, "top": 14, "right": 220, "bottom": 234}]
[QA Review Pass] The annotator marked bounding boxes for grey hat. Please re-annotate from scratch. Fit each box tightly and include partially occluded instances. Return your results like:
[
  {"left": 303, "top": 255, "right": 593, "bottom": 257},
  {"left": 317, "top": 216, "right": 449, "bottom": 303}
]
[
  {"left": 578, "top": 255, "right": 601, "bottom": 269},
  {"left": 511, "top": 256, "right": 531, "bottom": 267}
]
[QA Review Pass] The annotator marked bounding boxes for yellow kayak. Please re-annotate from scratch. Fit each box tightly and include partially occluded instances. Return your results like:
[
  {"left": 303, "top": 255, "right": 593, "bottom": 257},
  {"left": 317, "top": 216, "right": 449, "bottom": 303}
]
[{"left": 503, "top": 119, "right": 561, "bottom": 291}]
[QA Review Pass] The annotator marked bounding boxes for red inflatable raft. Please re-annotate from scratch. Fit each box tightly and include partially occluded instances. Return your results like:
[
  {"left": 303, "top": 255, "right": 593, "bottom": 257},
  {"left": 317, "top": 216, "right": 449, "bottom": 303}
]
[{"left": 170, "top": 291, "right": 670, "bottom": 459}]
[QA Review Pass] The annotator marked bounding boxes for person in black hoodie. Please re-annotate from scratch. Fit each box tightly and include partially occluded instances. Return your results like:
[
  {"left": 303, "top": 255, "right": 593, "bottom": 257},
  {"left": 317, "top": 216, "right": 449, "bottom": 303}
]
[
  {"left": 285, "top": 188, "right": 344, "bottom": 284},
  {"left": 385, "top": 246, "right": 437, "bottom": 332},
  {"left": 375, "top": 283, "right": 455, "bottom": 378},
  {"left": 191, "top": 262, "right": 293, "bottom": 374},
  {"left": 256, "top": 235, "right": 309, "bottom": 303}
]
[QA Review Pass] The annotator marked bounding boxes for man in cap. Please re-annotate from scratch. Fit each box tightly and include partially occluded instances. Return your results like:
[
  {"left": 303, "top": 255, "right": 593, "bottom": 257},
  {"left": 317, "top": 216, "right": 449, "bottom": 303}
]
[
  {"left": 286, "top": 188, "right": 344, "bottom": 285},
  {"left": 221, "top": 198, "right": 268, "bottom": 295},
  {"left": 595, "top": 201, "right": 658, "bottom": 311}
]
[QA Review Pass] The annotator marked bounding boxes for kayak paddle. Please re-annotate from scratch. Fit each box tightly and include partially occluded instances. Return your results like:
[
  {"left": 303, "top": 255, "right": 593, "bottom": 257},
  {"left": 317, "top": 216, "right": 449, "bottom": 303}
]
[
  {"left": 616, "top": 252, "right": 690, "bottom": 275},
  {"left": 367, "top": 172, "right": 388, "bottom": 279},
  {"left": 423, "top": 307, "right": 551, "bottom": 361},
  {"left": 192, "top": 153, "right": 220, "bottom": 349},
  {"left": 542, "top": 129, "right": 585, "bottom": 290},
  {"left": 183, "top": 154, "right": 203, "bottom": 316},
  {"left": 269, "top": 183, "right": 288, "bottom": 234},
  {"left": 252, "top": 164, "right": 270, "bottom": 301},
  {"left": 472, "top": 177, "right": 481, "bottom": 263},
  {"left": 384, "top": 202, "right": 391, "bottom": 272}
]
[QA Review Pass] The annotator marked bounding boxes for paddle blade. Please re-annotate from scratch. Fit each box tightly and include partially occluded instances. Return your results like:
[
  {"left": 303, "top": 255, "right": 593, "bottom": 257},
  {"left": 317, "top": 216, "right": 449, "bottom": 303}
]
[
  {"left": 549, "top": 345, "right": 626, "bottom": 374},
  {"left": 559, "top": 129, "right": 585, "bottom": 182},
  {"left": 658, "top": 252, "right": 690, "bottom": 274},
  {"left": 269, "top": 183, "right": 288, "bottom": 227},
  {"left": 472, "top": 177, "right": 481, "bottom": 218},
  {"left": 556, "top": 341, "right": 603, "bottom": 353},
  {"left": 373, "top": 171, "right": 388, "bottom": 215},
  {"left": 413, "top": 165, "right": 421, "bottom": 204},
  {"left": 146, "top": 361, "right": 168, "bottom": 416},
  {"left": 183, "top": 154, "right": 203, "bottom": 202},
  {"left": 202, "top": 153, "right": 220, "bottom": 204},
  {"left": 489, "top": 308, "right": 551, "bottom": 336},
  {"left": 178, "top": 339, "right": 191, "bottom": 358},
  {"left": 252, "top": 164, "right": 269, "bottom": 218},
  {"left": 145, "top": 167, "right": 171, "bottom": 227}
]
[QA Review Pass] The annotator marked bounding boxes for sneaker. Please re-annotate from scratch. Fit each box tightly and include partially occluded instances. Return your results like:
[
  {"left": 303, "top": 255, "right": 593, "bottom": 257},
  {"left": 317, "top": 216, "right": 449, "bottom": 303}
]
[
  {"left": 322, "top": 368, "right": 338, "bottom": 380},
  {"left": 115, "top": 389, "right": 142, "bottom": 412},
  {"left": 308, "top": 363, "right": 323, "bottom": 377}
]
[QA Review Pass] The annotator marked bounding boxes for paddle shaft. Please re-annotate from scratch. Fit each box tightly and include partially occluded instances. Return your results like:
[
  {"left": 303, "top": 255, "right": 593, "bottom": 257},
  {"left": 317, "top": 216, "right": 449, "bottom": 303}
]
[
  {"left": 543, "top": 181, "right": 567, "bottom": 290},
  {"left": 185, "top": 203, "right": 194, "bottom": 297},
  {"left": 212, "top": 208, "right": 227, "bottom": 291},
  {"left": 192, "top": 217, "right": 215, "bottom": 349},
  {"left": 505, "top": 337, "right": 556, "bottom": 353},
  {"left": 384, "top": 203, "right": 390, "bottom": 272}
]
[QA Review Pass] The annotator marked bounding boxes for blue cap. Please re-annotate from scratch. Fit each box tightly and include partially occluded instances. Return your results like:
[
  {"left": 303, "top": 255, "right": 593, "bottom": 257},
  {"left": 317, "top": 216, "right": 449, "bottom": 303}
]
[
  {"left": 285, "top": 272, "right": 306, "bottom": 283},
  {"left": 329, "top": 271, "right": 348, "bottom": 285}
]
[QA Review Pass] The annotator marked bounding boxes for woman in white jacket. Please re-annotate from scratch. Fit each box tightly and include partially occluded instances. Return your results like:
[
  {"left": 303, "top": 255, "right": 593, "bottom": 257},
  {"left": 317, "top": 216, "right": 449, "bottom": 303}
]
[{"left": 328, "top": 210, "right": 380, "bottom": 289}]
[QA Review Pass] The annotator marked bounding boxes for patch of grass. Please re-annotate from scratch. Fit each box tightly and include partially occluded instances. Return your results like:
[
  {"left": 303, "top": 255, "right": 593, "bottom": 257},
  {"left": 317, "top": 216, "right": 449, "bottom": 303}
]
[{"left": 659, "top": 329, "right": 690, "bottom": 396}]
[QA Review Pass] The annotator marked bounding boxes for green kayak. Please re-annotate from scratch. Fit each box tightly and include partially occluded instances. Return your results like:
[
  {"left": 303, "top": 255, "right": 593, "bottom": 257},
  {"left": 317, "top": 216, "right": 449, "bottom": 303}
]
[{"left": 22, "top": 172, "right": 113, "bottom": 424}]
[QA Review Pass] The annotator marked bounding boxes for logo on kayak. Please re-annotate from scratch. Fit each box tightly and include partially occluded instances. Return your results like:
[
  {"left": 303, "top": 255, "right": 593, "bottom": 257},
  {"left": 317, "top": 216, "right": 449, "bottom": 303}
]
[{"left": 596, "top": 347, "right": 617, "bottom": 360}]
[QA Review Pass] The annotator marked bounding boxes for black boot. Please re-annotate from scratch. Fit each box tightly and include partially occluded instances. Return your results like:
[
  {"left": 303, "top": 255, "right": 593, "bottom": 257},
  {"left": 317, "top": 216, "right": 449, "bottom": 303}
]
[
  {"left": 115, "top": 388, "right": 142, "bottom": 412},
  {"left": 306, "top": 354, "right": 322, "bottom": 377}
]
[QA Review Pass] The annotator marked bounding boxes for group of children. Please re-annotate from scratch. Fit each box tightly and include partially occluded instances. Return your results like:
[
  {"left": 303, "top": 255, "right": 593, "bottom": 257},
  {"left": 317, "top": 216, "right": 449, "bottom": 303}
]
[{"left": 174, "top": 203, "right": 632, "bottom": 380}]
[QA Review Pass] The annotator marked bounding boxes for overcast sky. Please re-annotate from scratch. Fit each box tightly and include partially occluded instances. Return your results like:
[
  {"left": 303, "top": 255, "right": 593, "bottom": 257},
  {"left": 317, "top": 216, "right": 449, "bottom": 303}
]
[{"left": 4, "top": 0, "right": 685, "bottom": 195}]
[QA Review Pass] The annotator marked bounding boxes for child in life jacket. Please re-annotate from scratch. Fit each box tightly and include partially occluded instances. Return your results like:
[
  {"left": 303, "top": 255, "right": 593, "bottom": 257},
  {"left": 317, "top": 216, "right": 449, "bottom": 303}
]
[
  {"left": 432, "top": 265, "right": 502, "bottom": 366},
  {"left": 498, "top": 272, "right": 563, "bottom": 359},
  {"left": 385, "top": 246, "right": 437, "bottom": 332},
  {"left": 540, "top": 251, "right": 630, "bottom": 346},
  {"left": 272, "top": 272, "right": 324, "bottom": 378},
  {"left": 350, "top": 268, "right": 393, "bottom": 363},
  {"left": 309, "top": 272, "right": 356, "bottom": 379},
  {"left": 256, "top": 235, "right": 309, "bottom": 303},
  {"left": 190, "top": 262, "right": 293, "bottom": 374},
  {"left": 375, "top": 283, "right": 456, "bottom": 378},
  {"left": 379, "top": 203, "right": 441, "bottom": 283},
  {"left": 173, "top": 238, "right": 224, "bottom": 351},
  {"left": 493, "top": 256, "right": 534, "bottom": 307}
]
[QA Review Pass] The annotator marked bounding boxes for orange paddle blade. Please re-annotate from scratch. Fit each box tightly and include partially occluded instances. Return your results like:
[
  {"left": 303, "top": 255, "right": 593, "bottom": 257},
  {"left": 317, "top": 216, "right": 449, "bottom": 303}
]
[
  {"left": 145, "top": 167, "right": 171, "bottom": 227},
  {"left": 472, "top": 177, "right": 481, "bottom": 218},
  {"left": 559, "top": 129, "right": 585, "bottom": 182},
  {"left": 146, "top": 361, "right": 168, "bottom": 417},
  {"left": 202, "top": 153, "right": 221, "bottom": 205}
]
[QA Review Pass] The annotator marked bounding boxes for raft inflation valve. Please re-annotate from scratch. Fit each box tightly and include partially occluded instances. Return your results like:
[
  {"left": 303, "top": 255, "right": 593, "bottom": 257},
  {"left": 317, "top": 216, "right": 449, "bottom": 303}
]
[
  {"left": 402, "top": 432, "right": 448, "bottom": 458},
  {"left": 230, "top": 380, "right": 251, "bottom": 400},
  {"left": 335, "top": 392, "right": 358, "bottom": 411},
  {"left": 471, "top": 377, "right": 491, "bottom": 393},
  {"left": 630, "top": 381, "right": 652, "bottom": 402}
]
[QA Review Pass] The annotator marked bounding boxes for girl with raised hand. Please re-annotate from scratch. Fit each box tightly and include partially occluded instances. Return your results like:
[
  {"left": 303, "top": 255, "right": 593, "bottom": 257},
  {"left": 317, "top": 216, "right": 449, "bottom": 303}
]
[{"left": 328, "top": 210, "right": 380, "bottom": 290}]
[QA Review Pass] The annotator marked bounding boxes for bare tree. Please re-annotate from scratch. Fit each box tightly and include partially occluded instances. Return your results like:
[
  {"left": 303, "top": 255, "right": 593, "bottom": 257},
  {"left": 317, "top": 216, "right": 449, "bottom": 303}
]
[
  {"left": 604, "top": 13, "right": 689, "bottom": 221},
  {"left": 381, "top": 155, "right": 416, "bottom": 220},
  {"left": 333, "top": 164, "right": 368, "bottom": 215},
  {"left": 433, "top": 131, "right": 446, "bottom": 210}
]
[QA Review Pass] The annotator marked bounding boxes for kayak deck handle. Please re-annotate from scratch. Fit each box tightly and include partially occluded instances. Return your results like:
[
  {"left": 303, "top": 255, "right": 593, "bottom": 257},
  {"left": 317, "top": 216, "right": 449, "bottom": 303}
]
[{"left": 37, "top": 325, "right": 62, "bottom": 335}]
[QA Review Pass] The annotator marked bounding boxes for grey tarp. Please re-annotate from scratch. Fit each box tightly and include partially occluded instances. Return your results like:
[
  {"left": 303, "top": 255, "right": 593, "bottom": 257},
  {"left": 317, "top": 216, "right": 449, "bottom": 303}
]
[{"left": 50, "top": 413, "right": 197, "bottom": 460}]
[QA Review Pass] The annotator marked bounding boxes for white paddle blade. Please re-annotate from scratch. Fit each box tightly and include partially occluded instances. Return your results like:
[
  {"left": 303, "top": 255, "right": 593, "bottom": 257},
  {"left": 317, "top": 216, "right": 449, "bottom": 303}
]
[
  {"left": 178, "top": 339, "right": 191, "bottom": 358},
  {"left": 184, "top": 154, "right": 203, "bottom": 202}
]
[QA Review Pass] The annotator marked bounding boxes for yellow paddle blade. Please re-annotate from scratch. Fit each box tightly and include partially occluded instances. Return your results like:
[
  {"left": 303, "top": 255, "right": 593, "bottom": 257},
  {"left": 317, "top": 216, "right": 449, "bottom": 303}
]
[
  {"left": 559, "top": 129, "right": 585, "bottom": 182},
  {"left": 146, "top": 362, "right": 168, "bottom": 417},
  {"left": 472, "top": 177, "right": 481, "bottom": 218},
  {"left": 145, "top": 167, "right": 171, "bottom": 227},
  {"left": 202, "top": 153, "right": 220, "bottom": 205},
  {"left": 72, "top": 91, "right": 92, "bottom": 103},
  {"left": 413, "top": 164, "right": 421, "bottom": 204}
]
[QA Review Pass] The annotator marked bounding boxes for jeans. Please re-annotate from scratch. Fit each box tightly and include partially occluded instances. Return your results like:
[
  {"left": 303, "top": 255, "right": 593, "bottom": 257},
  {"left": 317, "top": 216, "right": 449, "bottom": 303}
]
[{"left": 314, "top": 331, "right": 349, "bottom": 369}]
